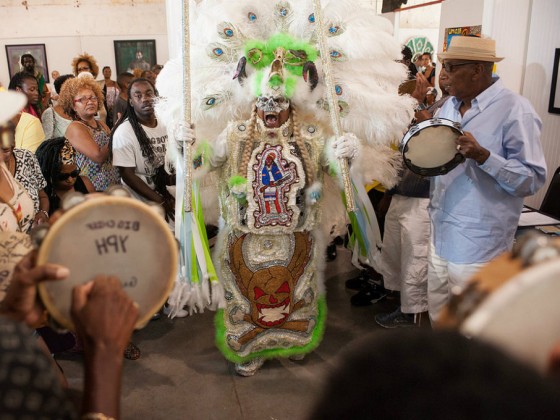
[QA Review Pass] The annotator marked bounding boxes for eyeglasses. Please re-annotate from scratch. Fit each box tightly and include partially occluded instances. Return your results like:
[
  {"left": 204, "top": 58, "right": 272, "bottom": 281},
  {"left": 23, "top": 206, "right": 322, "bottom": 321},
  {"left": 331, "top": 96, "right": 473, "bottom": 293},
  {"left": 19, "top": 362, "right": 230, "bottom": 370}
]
[
  {"left": 57, "top": 169, "right": 80, "bottom": 181},
  {"left": 442, "top": 61, "right": 477, "bottom": 73},
  {"left": 73, "top": 96, "right": 98, "bottom": 105}
]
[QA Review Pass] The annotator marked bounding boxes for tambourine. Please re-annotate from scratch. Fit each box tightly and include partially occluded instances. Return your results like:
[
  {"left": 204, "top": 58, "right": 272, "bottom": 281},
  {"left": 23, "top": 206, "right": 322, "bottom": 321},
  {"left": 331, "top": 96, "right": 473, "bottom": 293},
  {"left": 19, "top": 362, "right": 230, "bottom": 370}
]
[
  {"left": 37, "top": 195, "right": 177, "bottom": 330},
  {"left": 401, "top": 118, "right": 465, "bottom": 176},
  {"left": 438, "top": 232, "right": 560, "bottom": 372},
  {"left": 398, "top": 79, "right": 416, "bottom": 96}
]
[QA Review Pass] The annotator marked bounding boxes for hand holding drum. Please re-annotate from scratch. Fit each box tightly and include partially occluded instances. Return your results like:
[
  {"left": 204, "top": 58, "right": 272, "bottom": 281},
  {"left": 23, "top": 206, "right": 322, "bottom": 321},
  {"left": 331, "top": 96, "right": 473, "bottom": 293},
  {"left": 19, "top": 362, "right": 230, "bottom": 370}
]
[{"left": 36, "top": 194, "right": 177, "bottom": 330}]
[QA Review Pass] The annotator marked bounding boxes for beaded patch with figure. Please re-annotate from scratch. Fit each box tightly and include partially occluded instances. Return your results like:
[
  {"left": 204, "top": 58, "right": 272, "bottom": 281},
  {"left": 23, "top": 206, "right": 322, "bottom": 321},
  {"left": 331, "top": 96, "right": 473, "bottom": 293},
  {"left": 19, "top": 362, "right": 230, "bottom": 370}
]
[{"left": 252, "top": 144, "right": 298, "bottom": 228}]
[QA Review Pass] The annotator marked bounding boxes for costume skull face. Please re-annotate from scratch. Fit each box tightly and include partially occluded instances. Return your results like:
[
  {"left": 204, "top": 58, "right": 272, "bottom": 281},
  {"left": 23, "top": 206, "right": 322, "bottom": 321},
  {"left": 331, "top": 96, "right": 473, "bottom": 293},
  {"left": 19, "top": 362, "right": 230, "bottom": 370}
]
[{"left": 228, "top": 232, "right": 312, "bottom": 331}]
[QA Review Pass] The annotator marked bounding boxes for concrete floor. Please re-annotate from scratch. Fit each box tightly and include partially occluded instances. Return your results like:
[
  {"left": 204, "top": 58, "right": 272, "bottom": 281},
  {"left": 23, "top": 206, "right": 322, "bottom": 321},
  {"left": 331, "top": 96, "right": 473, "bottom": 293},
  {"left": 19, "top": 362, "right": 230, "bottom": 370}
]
[{"left": 58, "top": 248, "right": 407, "bottom": 420}]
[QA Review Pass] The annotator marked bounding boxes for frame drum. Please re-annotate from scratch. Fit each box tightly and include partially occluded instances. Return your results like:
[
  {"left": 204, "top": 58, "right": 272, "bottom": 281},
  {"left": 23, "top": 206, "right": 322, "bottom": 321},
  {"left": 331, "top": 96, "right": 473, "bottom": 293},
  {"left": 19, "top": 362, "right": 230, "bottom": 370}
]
[
  {"left": 37, "top": 196, "right": 177, "bottom": 330},
  {"left": 438, "top": 235, "right": 560, "bottom": 372},
  {"left": 401, "top": 118, "right": 465, "bottom": 176}
]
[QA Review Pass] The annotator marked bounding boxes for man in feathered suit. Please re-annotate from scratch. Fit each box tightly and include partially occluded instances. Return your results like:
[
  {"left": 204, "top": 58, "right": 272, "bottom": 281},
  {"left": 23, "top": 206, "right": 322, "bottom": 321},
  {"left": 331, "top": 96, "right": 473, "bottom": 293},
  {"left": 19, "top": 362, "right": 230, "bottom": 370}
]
[{"left": 156, "top": 0, "right": 414, "bottom": 376}]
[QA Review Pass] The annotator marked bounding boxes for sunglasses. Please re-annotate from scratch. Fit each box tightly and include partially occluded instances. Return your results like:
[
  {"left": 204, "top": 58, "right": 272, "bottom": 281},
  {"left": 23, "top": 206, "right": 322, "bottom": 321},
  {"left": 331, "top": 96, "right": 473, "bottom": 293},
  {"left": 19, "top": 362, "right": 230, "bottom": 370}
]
[
  {"left": 442, "top": 61, "right": 477, "bottom": 73},
  {"left": 58, "top": 169, "right": 80, "bottom": 181}
]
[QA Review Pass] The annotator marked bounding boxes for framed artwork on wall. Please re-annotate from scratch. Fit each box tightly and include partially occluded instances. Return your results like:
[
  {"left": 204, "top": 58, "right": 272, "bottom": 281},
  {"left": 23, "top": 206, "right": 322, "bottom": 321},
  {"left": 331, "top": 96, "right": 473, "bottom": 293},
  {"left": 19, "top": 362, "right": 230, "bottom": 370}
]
[
  {"left": 5, "top": 44, "right": 50, "bottom": 82},
  {"left": 548, "top": 48, "right": 560, "bottom": 114},
  {"left": 114, "top": 40, "right": 156, "bottom": 76}
]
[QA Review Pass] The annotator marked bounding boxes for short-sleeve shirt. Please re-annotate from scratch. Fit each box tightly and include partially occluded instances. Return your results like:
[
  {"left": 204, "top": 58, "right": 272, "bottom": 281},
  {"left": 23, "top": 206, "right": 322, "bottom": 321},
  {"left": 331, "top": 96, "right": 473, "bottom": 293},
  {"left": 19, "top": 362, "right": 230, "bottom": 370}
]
[{"left": 112, "top": 119, "right": 168, "bottom": 201}]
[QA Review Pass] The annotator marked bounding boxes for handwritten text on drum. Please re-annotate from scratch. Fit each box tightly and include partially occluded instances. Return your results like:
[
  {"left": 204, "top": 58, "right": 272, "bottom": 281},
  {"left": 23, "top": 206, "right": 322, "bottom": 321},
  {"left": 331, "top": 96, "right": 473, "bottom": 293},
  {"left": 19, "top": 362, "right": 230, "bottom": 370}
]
[
  {"left": 86, "top": 220, "right": 141, "bottom": 231},
  {"left": 95, "top": 235, "right": 129, "bottom": 255}
]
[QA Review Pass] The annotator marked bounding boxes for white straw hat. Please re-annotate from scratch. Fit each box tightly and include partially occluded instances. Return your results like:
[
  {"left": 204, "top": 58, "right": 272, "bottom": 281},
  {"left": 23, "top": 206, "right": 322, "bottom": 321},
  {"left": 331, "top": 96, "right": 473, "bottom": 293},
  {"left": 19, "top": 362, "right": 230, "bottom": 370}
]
[
  {"left": 0, "top": 90, "right": 26, "bottom": 126},
  {"left": 438, "top": 36, "right": 504, "bottom": 63}
]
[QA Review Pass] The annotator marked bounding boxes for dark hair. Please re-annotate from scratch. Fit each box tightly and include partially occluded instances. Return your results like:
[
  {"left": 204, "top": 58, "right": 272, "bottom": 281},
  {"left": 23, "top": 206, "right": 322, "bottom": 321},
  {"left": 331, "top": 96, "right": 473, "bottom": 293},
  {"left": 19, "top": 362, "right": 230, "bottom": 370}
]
[
  {"left": 310, "top": 330, "right": 560, "bottom": 420},
  {"left": 401, "top": 46, "right": 413, "bottom": 61},
  {"left": 116, "top": 72, "right": 134, "bottom": 90},
  {"left": 151, "top": 64, "right": 163, "bottom": 72},
  {"left": 53, "top": 74, "right": 74, "bottom": 95},
  {"left": 35, "top": 137, "right": 70, "bottom": 214},
  {"left": 20, "top": 53, "right": 35, "bottom": 66},
  {"left": 110, "top": 78, "right": 158, "bottom": 163},
  {"left": 102, "top": 66, "right": 111, "bottom": 72},
  {"left": 422, "top": 51, "right": 433, "bottom": 59},
  {"left": 8, "top": 72, "right": 36, "bottom": 91}
]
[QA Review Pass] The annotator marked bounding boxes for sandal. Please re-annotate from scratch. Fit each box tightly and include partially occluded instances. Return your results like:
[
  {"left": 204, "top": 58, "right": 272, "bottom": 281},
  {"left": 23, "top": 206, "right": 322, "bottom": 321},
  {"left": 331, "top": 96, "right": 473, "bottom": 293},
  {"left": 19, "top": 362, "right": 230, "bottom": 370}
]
[{"left": 124, "top": 342, "right": 141, "bottom": 360}]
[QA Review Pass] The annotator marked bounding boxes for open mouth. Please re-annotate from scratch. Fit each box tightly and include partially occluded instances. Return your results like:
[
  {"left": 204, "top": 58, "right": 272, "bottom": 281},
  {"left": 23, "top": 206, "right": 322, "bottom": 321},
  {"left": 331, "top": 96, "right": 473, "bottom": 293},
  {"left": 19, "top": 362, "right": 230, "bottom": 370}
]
[
  {"left": 264, "top": 113, "right": 279, "bottom": 126},
  {"left": 257, "top": 297, "right": 290, "bottom": 327}
]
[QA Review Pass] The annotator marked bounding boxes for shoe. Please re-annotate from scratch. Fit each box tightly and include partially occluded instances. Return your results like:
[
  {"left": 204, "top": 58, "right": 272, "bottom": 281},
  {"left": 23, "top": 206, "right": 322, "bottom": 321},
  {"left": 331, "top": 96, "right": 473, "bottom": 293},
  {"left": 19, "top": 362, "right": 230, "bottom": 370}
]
[
  {"left": 234, "top": 357, "right": 265, "bottom": 377},
  {"left": 289, "top": 353, "right": 306, "bottom": 361},
  {"left": 350, "top": 283, "right": 388, "bottom": 306},
  {"left": 345, "top": 268, "right": 384, "bottom": 290},
  {"left": 375, "top": 307, "right": 416, "bottom": 328},
  {"left": 326, "top": 242, "right": 337, "bottom": 261},
  {"left": 124, "top": 342, "right": 141, "bottom": 360}
]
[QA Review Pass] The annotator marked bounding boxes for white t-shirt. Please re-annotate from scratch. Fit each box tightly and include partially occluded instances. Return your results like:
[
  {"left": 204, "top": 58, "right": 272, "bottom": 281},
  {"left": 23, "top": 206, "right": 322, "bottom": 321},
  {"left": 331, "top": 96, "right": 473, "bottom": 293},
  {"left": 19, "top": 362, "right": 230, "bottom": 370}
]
[{"left": 112, "top": 119, "right": 168, "bottom": 201}]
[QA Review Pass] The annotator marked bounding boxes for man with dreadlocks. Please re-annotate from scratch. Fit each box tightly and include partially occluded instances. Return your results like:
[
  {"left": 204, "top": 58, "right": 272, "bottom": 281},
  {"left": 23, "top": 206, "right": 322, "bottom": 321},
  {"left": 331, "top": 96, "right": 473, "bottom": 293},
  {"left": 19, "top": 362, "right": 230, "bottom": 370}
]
[{"left": 111, "top": 78, "right": 174, "bottom": 220}]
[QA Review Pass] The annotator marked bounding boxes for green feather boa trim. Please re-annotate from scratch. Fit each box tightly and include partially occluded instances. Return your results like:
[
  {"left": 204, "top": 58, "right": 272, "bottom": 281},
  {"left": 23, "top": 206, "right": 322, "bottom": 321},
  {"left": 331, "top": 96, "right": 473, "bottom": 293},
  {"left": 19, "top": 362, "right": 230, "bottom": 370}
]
[
  {"left": 227, "top": 175, "right": 247, "bottom": 189},
  {"left": 214, "top": 296, "right": 327, "bottom": 363}
]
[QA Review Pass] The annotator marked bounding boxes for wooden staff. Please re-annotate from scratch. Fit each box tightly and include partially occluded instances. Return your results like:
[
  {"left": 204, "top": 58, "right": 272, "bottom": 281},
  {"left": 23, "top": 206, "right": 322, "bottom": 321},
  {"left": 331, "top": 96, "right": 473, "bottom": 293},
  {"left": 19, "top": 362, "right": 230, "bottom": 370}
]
[
  {"left": 311, "top": 0, "right": 356, "bottom": 212},
  {"left": 182, "top": 0, "right": 193, "bottom": 212}
]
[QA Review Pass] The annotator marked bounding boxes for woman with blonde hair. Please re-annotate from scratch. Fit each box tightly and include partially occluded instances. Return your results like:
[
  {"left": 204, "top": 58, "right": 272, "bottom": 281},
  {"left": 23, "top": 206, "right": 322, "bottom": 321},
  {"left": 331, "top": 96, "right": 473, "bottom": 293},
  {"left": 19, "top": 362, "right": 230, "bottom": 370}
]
[
  {"left": 58, "top": 74, "right": 119, "bottom": 191},
  {"left": 71, "top": 52, "right": 99, "bottom": 78}
]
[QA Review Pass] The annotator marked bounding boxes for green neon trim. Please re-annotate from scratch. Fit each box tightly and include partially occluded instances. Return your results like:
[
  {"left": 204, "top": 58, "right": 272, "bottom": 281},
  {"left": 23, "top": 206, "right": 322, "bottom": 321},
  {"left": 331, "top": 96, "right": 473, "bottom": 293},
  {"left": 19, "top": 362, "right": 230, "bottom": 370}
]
[
  {"left": 215, "top": 297, "right": 327, "bottom": 363},
  {"left": 228, "top": 175, "right": 247, "bottom": 188}
]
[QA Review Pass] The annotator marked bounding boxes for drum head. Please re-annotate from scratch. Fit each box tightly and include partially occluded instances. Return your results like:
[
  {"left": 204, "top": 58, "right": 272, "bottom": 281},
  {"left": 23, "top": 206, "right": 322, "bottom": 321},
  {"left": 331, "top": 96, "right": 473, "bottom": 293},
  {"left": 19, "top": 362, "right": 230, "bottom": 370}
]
[
  {"left": 401, "top": 118, "right": 465, "bottom": 176},
  {"left": 37, "top": 196, "right": 177, "bottom": 330},
  {"left": 461, "top": 259, "right": 560, "bottom": 373}
]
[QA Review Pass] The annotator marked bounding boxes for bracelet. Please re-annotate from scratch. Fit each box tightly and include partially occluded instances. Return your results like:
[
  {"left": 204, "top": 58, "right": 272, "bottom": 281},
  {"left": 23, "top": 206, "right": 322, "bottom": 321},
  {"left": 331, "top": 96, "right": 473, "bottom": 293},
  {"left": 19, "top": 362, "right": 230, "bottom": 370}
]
[
  {"left": 37, "top": 210, "right": 49, "bottom": 218},
  {"left": 81, "top": 413, "right": 116, "bottom": 420}
]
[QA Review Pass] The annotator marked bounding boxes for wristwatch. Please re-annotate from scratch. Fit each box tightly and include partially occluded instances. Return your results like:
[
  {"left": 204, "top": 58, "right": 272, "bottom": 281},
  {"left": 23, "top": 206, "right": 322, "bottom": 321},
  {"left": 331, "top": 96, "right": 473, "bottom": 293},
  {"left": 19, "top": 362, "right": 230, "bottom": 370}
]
[{"left": 415, "top": 103, "right": 427, "bottom": 112}]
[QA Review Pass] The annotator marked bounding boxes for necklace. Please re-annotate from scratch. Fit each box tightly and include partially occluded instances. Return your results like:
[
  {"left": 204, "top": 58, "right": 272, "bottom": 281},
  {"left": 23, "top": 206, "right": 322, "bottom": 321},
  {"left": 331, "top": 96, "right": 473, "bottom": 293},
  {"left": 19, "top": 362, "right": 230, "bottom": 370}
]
[{"left": 0, "top": 166, "right": 24, "bottom": 230}]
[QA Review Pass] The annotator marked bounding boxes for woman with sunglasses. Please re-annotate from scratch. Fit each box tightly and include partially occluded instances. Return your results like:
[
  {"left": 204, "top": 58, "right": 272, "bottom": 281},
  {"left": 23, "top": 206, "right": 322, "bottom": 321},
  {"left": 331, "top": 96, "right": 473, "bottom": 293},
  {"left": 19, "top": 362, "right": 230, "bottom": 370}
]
[
  {"left": 57, "top": 74, "right": 119, "bottom": 192},
  {"left": 36, "top": 137, "right": 95, "bottom": 215}
]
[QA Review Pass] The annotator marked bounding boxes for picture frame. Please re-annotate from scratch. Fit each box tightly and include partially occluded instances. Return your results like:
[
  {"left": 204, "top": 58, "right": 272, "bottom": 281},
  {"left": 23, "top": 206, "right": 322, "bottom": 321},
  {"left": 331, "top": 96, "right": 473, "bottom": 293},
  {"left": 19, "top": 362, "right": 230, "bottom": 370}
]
[
  {"left": 5, "top": 43, "right": 50, "bottom": 83},
  {"left": 114, "top": 40, "right": 157, "bottom": 76},
  {"left": 548, "top": 48, "right": 560, "bottom": 114}
]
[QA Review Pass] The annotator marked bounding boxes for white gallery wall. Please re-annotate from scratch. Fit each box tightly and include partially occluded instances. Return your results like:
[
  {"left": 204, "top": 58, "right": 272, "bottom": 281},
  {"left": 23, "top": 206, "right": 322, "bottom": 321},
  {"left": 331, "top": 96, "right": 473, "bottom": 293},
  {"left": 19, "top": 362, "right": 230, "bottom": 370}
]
[{"left": 0, "top": 0, "right": 168, "bottom": 87}]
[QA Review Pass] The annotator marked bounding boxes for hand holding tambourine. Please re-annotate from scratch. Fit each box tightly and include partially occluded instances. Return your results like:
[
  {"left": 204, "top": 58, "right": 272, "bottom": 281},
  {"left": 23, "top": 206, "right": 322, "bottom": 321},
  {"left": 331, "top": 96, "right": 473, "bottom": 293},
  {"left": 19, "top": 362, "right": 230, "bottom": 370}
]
[{"left": 31, "top": 188, "right": 177, "bottom": 330}]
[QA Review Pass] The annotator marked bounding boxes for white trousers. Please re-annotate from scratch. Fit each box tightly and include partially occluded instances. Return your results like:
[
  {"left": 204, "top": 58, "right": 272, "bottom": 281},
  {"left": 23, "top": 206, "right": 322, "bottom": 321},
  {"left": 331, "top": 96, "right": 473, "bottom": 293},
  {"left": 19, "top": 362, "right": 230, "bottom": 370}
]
[
  {"left": 378, "top": 195, "right": 430, "bottom": 314},
  {"left": 427, "top": 243, "right": 486, "bottom": 322}
]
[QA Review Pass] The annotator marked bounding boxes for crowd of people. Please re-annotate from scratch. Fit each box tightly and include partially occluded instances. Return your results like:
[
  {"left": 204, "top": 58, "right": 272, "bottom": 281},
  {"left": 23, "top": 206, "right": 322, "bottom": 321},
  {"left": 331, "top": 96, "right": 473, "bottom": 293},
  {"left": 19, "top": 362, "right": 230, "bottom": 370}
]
[{"left": 0, "top": 26, "right": 555, "bottom": 420}]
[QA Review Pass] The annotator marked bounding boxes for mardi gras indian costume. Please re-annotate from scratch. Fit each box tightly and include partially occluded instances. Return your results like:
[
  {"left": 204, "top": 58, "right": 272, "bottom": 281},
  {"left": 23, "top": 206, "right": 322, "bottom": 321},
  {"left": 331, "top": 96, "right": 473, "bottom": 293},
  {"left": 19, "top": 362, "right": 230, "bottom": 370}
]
[{"left": 156, "top": 0, "right": 414, "bottom": 376}]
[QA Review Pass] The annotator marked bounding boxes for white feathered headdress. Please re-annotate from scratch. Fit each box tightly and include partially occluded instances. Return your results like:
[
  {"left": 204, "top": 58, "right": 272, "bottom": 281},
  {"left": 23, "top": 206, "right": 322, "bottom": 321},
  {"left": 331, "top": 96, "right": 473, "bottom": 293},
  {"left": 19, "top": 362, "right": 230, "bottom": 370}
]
[{"left": 156, "top": 0, "right": 414, "bottom": 147}]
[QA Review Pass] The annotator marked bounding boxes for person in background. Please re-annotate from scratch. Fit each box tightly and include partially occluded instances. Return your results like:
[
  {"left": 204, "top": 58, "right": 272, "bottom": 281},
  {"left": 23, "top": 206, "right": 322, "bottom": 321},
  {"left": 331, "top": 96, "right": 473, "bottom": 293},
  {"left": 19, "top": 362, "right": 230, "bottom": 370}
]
[
  {"left": 151, "top": 64, "right": 164, "bottom": 80},
  {"left": 113, "top": 72, "right": 134, "bottom": 124},
  {"left": 111, "top": 78, "right": 173, "bottom": 220},
  {"left": 47, "top": 70, "right": 60, "bottom": 104},
  {"left": 420, "top": 51, "right": 436, "bottom": 86},
  {"left": 58, "top": 74, "right": 119, "bottom": 191},
  {"left": 20, "top": 53, "right": 50, "bottom": 116},
  {"left": 8, "top": 73, "right": 46, "bottom": 153},
  {"left": 1, "top": 133, "right": 49, "bottom": 227},
  {"left": 141, "top": 69, "right": 157, "bottom": 86},
  {"left": 98, "top": 66, "right": 119, "bottom": 128},
  {"left": 41, "top": 74, "right": 74, "bottom": 139},
  {"left": 36, "top": 137, "right": 95, "bottom": 215},
  {"left": 71, "top": 52, "right": 100, "bottom": 79}
]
